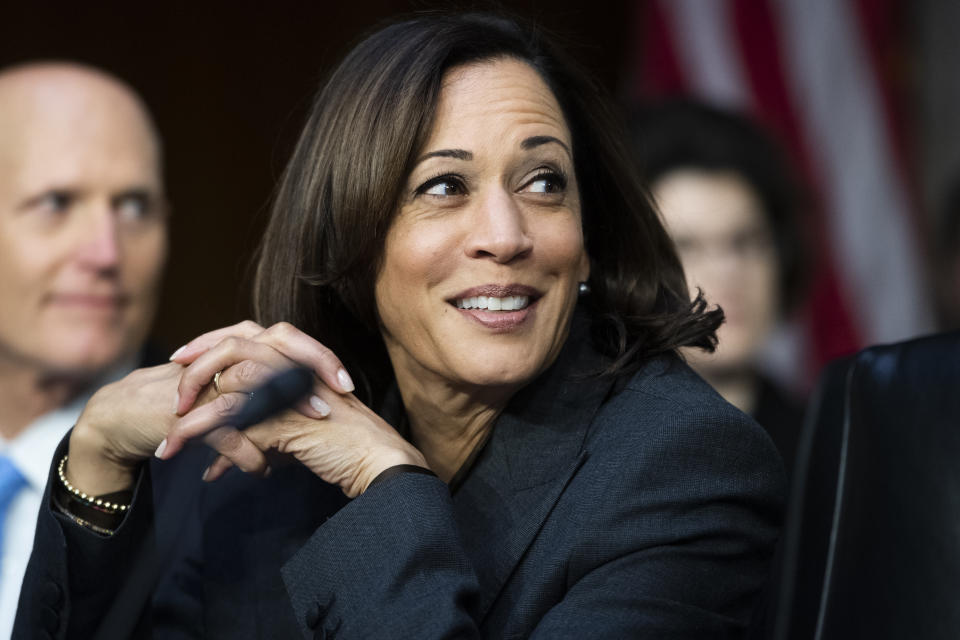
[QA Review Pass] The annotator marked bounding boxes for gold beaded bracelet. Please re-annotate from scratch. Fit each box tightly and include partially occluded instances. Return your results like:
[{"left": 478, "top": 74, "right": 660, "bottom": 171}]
[{"left": 57, "top": 454, "right": 130, "bottom": 514}]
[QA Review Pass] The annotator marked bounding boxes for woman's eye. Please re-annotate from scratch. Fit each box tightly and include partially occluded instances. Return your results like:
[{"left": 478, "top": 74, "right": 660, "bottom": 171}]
[
  {"left": 417, "top": 176, "right": 466, "bottom": 197},
  {"left": 524, "top": 171, "right": 566, "bottom": 194}
]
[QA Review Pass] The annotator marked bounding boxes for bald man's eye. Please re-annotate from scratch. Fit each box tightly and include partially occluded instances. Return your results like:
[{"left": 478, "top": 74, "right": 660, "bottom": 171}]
[
  {"left": 36, "top": 191, "right": 73, "bottom": 214},
  {"left": 114, "top": 193, "right": 154, "bottom": 223}
]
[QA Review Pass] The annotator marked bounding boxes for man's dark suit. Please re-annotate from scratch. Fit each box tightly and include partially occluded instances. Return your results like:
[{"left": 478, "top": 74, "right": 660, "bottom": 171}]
[{"left": 15, "top": 319, "right": 785, "bottom": 639}]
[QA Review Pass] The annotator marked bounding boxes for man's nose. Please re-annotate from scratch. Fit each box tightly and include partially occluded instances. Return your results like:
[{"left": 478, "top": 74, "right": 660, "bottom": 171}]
[
  {"left": 76, "top": 207, "right": 121, "bottom": 271},
  {"left": 464, "top": 187, "right": 533, "bottom": 263}
]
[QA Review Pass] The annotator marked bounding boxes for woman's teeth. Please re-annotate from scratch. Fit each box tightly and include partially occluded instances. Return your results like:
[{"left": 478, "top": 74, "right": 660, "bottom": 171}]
[{"left": 456, "top": 295, "right": 530, "bottom": 311}]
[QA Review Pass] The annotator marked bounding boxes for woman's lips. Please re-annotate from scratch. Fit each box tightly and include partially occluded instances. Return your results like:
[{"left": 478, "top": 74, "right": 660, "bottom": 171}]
[{"left": 455, "top": 304, "right": 536, "bottom": 331}]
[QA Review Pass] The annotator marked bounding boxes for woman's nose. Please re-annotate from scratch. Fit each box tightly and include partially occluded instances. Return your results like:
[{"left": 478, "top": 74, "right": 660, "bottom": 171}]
[{"left": 464, "top": 187, "right": 533, "bottom": 263}]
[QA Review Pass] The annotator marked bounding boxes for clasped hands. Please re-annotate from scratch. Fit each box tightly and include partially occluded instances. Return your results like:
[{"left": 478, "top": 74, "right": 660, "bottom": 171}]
[{"left": 67, "top": 321, "right": 427, "bottom": 499}]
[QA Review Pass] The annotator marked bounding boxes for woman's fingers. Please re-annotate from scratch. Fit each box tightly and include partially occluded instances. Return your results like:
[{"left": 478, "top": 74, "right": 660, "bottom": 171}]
[
  {"left": 160, "top": 392, "right": 268, "bottom": 475},
  {"left": 299, "top": 392, "right": 332, "bottom": 418},
  {"left": 175, "top": 338, "right": 292, "bottom": 414},
  {"left": 172, "top": 321, "right": 356, "bottom": 416},
  {"left": 179, "top": 357, "right": 332, "bottom": 422},
  {"left": 201, "top": 455, "right": 235, "bottom": 482},
  {"left": 202, "top": 425, "right": 268, "bottom": 476},
  {"left": 168, "top": 320, "right": 265, "bottom": 364},
  {"left": 252, "top": 322, "right": 355, "bottom": 394}
]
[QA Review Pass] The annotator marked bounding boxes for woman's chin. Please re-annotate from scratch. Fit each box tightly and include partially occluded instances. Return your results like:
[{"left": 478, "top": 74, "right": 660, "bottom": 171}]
[{"left": 453, "top": 366, "right": 537, "bottom": 392}]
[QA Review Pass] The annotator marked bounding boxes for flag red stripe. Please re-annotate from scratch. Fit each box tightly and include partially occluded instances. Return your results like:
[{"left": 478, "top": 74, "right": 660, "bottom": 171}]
[
  {"left": 730, "top": 0, "right": 809, "bottom": 178},
  {"left": 730, "top": 0, "right": 863, "bottom": 366},
  {"left": 634, "top": 1, "right": 687, "bottom": 99}
]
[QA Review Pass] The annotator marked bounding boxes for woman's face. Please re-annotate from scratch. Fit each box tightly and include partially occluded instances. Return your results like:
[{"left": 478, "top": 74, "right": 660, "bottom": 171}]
[
  {"left": 374, "top": 58, "right": 589, "bottom": 394},
  {"left": 652, "top": 169, "right": 779, "bottom": 372}
]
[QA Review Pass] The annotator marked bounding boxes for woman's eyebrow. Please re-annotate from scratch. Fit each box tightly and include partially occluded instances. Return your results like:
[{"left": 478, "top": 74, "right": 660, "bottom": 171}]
[
  {"left": 521, "top": 135, "right": 570, "bottom": 156},
  {"left": 417, "top": 148, "right": 473, "bottom": 163}
]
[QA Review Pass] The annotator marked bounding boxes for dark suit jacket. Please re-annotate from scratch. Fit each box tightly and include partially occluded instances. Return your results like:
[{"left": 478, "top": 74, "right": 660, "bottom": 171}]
[{"left": 15, "top": 321, "right": 785, "bottom": 639}]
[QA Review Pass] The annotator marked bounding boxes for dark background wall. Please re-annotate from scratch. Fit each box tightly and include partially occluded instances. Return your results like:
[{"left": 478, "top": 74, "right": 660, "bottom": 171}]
[{"left": 1, "top": 1, "right": 632, "bottom": 351}]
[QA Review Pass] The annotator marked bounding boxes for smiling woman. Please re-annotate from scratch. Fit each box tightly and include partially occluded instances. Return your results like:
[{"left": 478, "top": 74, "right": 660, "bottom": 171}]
[{"left": 17, "top": 12, "right": 784, "bottom": 640}]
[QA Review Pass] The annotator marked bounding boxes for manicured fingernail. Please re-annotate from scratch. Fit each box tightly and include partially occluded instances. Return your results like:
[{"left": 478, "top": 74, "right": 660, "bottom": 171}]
[
  {"left": 168, "top": 345, "right": 186, "bottom": 361},
  {"left": 201, "top": 465, "right": 210, "bottom": 482},
  {"left": 337, "top": 368, "right": 354, "bottom": 393},
  {"left": 155, "top": 439, "right": 168, "bottom": 459},
  {"left": 173, "top": 392, "right": 180, "bottom": 415},
  {"left": 309, "top": 395, "right": 331, "bottom": 417}
]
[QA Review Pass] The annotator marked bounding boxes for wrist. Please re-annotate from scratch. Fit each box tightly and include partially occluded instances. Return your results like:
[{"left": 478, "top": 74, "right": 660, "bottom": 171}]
[
  {"left": 358, "top": 449, "right": 430, "bottom": 495},
  {"left": 366, "top": 464, "right": 437, "bottom": 492},
  {"left": 53, "top": 454, "right": 132, "bottom": 536},
  {"left": 68, "top": 424, "right": 138, "bottom": 495}
]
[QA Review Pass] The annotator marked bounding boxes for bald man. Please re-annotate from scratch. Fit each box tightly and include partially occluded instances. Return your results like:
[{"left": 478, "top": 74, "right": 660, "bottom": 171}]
[{"left": 0, "top": 62, "right": 167, "bottom": 636}]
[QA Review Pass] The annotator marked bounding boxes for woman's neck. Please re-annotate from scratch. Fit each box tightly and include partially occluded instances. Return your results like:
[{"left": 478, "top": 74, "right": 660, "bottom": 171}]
[{"left": 394, "top": 372, "right": 514, "bottom": 483}]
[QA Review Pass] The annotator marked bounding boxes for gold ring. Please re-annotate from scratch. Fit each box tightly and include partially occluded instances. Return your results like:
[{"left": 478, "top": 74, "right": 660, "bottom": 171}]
[{"left": 213, "top": 370, "right": 224, "bottom": 395}]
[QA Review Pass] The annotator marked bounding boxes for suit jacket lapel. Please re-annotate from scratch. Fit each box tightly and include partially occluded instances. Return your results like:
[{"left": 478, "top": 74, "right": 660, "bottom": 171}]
[{"left": 452, "top": 314, "right": 616, "bottom": 619}]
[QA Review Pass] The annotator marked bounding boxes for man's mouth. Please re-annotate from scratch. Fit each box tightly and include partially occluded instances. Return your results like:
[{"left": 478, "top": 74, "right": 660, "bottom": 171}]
[{"left": 48, "top": 294, "right": 126, "bottom": 309}]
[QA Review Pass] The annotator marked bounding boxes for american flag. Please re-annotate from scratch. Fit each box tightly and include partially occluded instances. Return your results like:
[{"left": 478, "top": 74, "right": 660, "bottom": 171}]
[{"left": 630, "top": 0, "right": 934, "bottom": 383}]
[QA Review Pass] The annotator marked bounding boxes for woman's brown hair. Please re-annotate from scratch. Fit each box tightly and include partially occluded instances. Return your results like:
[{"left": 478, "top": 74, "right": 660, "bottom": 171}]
[{"left": 253, "top": 12, "right": 722, "bottom": 402}]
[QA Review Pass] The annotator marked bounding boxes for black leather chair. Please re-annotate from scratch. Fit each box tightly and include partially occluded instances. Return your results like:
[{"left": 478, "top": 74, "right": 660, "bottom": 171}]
[{"left": 765, "top": 331, "right": 960, "bottom": 639}]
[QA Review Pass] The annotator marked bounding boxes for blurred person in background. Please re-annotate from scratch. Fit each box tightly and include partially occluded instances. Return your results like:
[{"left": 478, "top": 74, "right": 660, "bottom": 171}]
[
  {"left": 0, "top": 61, "right": 167, "bottom": 637},
  {"left": 630, "top": 100, "right": 809, "bottom": 475}
]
